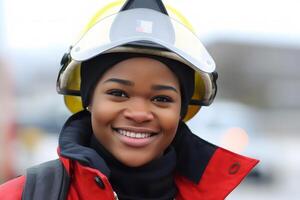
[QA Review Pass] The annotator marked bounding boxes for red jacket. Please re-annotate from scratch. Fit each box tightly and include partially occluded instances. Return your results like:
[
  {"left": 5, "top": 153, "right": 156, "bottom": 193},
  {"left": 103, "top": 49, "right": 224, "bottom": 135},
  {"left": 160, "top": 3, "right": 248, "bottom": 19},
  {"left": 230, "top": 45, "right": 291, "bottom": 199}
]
[
  {"left": 0, "top": 147, "right": 258, "bottom": 200},
  {"left": 0, "top": 111, "right": 259, "bottom": 199}
]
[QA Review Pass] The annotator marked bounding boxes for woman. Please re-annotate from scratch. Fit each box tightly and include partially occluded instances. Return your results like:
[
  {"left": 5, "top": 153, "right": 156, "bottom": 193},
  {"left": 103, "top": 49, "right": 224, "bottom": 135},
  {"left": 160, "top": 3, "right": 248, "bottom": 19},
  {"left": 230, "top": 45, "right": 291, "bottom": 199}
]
[{"left": 0, "top": 1, "right": 259, "bottom": 199}]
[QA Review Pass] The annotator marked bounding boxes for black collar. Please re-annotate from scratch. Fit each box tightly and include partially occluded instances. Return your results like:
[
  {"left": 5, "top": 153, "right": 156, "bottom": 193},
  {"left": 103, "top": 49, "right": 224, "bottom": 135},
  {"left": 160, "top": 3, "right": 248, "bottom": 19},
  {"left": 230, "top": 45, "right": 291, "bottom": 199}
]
[{"left": 90, "top": 135, "right": 177, "bottom": 200}]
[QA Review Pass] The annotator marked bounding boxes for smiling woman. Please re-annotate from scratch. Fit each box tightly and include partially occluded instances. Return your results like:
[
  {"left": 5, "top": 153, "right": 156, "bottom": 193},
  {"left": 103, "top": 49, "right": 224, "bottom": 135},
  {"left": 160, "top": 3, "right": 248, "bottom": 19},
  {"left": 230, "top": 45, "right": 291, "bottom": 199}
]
[{"left": 0, "top": 0, "right": 258, "bottom": 200}]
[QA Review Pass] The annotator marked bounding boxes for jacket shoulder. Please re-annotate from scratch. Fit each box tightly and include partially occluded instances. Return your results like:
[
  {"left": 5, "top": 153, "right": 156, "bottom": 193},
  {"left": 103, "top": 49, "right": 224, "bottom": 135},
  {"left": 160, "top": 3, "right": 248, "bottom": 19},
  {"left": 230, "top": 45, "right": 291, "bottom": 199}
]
[
  {"left": 0, "top": 176, "right": 25, "bottom": 200},
  {"left": 176, "top": 147, "right": 259, "bottom": 199}
]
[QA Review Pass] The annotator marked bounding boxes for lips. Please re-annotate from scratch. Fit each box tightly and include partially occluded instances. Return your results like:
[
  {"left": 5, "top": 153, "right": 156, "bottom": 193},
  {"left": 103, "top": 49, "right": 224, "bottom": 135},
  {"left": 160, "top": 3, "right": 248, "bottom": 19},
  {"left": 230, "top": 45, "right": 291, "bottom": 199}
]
[{"left": 112, "top": 127, "right": 159, "bottom": 147}]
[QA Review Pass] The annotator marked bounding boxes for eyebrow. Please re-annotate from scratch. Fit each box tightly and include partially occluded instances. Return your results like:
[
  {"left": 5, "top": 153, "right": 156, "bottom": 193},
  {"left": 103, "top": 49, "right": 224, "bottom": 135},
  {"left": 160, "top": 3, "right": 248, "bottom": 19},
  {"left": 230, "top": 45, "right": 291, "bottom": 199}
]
[
  {"left": 103, "top": 78, "right": 178, "bottom": 93},
  {"left": 151, "top": 85, "right": 178, "bottom": 93},
  {"left": 103, "top": 78, "right": 134, "bottom": 86}
]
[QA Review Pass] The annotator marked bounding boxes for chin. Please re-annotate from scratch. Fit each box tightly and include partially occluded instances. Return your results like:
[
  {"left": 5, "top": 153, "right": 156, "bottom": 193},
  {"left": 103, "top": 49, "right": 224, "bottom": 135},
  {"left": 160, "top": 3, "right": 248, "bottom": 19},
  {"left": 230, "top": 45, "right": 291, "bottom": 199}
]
[{"left": 117, "top": 154, "right": 156, "bottom": 167}]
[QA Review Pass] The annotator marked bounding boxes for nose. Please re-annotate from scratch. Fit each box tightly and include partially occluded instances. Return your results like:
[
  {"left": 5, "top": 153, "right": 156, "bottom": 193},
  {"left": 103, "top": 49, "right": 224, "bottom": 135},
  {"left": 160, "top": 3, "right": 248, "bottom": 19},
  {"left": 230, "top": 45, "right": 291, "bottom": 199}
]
[{"left": 123, "top": 99, "right": 154, "bottom": 123}]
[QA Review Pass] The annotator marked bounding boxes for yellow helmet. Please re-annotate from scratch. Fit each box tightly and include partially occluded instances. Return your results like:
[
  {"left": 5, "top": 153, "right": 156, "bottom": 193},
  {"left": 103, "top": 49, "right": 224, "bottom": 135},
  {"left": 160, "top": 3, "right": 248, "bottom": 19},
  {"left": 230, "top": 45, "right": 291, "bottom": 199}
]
[{"left": 56, "top": 0, "right": 217, "bottom": 121}]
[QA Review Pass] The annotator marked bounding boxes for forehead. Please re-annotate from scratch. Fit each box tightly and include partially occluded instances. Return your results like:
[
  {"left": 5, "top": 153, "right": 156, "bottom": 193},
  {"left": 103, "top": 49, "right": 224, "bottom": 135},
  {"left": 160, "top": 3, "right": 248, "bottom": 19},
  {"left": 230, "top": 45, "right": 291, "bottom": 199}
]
[{"left": 98, "top": 57, "right": 180, "bottom": 86}]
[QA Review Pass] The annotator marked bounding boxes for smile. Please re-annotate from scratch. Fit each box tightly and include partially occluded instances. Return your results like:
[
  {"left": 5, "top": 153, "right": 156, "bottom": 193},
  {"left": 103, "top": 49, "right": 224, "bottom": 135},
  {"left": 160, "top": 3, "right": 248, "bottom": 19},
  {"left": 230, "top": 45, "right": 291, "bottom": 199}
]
[
  {"left": 117, "top": 129, "right": 152, "bottom": 139},
  {"left": 111, "top": 127, "right": 159, "bottom": 147},
  {"left": 112, "top": 127, "right": 158, "bottom": 139}
]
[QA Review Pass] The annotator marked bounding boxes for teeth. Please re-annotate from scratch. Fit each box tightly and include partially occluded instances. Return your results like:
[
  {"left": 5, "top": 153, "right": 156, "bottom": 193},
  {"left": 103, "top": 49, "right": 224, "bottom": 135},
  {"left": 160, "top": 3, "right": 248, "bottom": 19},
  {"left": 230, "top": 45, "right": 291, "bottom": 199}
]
[{"left": 117, "top": 129, "right": 152, "bottom": 139}]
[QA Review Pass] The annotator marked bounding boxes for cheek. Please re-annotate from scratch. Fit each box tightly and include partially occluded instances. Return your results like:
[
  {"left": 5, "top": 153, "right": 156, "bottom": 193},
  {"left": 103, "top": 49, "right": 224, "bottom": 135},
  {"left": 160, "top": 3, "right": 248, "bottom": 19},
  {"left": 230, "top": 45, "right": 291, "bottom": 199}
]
[
  {"left": 156, "top": 107, "right": 181, "bottom": 137},
  {"left": 93, "top": 104, "right": 109, "bottom": 121},
  {"left": 90, "top": 97, "right": 123, "bottom": 150},
  {"left": 90, "top": 96, "right": 120, "bottom": 129}
]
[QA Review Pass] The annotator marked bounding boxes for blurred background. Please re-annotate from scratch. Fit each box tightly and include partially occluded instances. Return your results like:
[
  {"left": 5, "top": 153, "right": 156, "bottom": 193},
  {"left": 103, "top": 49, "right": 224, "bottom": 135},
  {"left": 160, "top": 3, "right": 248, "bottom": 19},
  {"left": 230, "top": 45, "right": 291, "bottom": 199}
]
[{"left": 0, "top": 0, "right": 299, "bottom": 199}]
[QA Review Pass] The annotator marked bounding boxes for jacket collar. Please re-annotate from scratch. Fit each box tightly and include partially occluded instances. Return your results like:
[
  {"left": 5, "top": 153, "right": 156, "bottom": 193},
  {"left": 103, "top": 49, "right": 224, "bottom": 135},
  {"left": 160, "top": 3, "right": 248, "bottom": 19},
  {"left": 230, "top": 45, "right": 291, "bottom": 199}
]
[{"left": 58, "top": 110, "right": 110, "bottom": 176}]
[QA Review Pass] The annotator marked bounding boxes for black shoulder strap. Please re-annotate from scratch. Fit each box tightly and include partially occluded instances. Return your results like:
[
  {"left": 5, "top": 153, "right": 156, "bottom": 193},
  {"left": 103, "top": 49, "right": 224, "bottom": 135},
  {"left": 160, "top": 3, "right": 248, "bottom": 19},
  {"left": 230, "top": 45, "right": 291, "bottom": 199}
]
[{"left": 22, "top": 159, "right": 70, "bottom": 200}]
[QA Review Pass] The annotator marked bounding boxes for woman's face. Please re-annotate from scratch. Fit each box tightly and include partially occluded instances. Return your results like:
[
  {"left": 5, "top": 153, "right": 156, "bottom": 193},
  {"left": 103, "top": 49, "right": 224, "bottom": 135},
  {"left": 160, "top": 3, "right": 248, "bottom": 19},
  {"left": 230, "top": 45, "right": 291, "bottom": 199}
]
[{"left": 90, "top": 57, "right": 181, "bottom": 167}]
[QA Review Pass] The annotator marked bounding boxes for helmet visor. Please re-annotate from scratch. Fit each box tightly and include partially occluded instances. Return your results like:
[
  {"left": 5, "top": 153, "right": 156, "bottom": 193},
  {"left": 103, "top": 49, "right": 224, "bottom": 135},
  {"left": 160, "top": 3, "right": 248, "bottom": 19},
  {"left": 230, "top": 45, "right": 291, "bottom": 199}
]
[{"left": 71, "top": 8, "right": 215, "bottom": 73}]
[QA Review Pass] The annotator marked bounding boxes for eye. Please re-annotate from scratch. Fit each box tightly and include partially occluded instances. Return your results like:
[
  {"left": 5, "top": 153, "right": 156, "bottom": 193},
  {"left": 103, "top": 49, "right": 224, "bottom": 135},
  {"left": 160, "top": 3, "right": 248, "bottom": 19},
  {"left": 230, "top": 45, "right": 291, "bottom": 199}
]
[
  {"left": 152, "top": 95, "right": 173, "bottom": 103},
  {"left": 106, "top": 89, "right": 128, "bottom": 98}
]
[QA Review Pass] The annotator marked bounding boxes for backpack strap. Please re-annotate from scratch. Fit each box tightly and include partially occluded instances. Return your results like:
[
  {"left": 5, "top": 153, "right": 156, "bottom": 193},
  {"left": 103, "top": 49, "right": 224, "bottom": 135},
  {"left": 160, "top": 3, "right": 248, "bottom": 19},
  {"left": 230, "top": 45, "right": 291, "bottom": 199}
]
[{"left": 22, "top": 159, "right": 70, "bottom": 200}]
